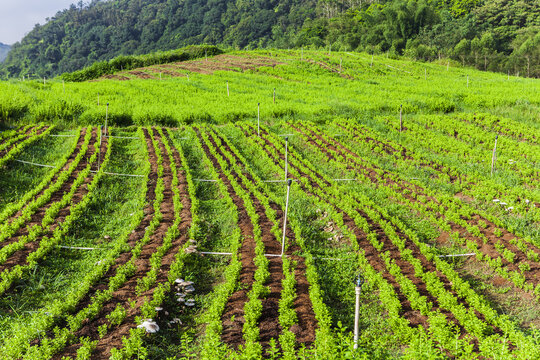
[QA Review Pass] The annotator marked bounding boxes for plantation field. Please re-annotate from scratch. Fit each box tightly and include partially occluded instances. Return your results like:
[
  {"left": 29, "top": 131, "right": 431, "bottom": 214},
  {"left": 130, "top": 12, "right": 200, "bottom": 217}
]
[{"left": 0, "top": 50, "right": 539, "bottom": 359}]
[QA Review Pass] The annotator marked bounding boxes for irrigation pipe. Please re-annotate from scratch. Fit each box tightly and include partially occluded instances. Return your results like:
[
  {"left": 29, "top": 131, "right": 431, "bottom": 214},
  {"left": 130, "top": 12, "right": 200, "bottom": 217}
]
[
  {"left": 386, "top": 64, "right": 412, "bottom": 74},
  {"left": 12, "top": 161, "right": 358, "bottom": 183},
  {"left": 58, "top": 246, "right": 103, "bottom": 250},
  {"left": 14, "top": 160, "right": 56, "bottom": 168},
  {"left": 105, "top": 135, "right": 140, "bottom": 140},
  {"left": 437, "top": 253, "right": 475, "bottom": 258},
  {"left": 89, "top": 170, "right": 145, "bottom": 178}
]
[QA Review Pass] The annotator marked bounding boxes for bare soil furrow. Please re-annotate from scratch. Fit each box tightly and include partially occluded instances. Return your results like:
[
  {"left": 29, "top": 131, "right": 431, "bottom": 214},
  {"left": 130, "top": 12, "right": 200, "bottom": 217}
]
[
  {"left": 193, "top": 127, "right": 256, "bottom": 349},
  {"left": 5, "top": 127, "right": 88, "bottom": 227}
]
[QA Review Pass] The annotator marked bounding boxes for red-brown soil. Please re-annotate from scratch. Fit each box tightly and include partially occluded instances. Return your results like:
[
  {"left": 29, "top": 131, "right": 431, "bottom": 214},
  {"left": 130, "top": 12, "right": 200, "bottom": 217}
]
[
  {"left": 245, "top": 124, "right": 517, "bottom": 348},
  {"left": 4, "top": 128, "right": 88, "bottom": 227},
  {"left": 54, "top": 127, "right": 192, "bottom": 359},
  {"left": 98, "top": 54, "right": 286, "bottom": 81},
  {"left": 0, "top": 129, "right": 103, "bottom": 276}
]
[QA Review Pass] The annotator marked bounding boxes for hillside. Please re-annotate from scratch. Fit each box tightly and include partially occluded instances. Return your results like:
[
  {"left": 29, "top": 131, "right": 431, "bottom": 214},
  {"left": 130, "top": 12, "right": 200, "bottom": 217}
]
[
  {"left": 0, "top": 43, "right": 10, "bottom": 62},
  {"left": 1, "top": 0, "right": 538, "bottom": 79},
  {"left": 0, "top": 50, "right": 538, "bottom": 358}
]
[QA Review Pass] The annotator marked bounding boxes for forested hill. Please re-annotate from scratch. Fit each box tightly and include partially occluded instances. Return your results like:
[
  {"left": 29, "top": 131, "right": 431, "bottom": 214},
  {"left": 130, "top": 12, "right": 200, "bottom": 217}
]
[
  {"left": 1, "top": 0, "right": 539, "bottom": 79},
  {"left": 0, "top": 43, "right": 10, "bottom": 62}
]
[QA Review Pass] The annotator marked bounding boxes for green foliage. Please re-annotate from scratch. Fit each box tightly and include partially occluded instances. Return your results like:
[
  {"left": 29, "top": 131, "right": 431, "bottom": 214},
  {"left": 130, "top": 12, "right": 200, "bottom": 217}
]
[{"left": 1, "top": 0, "right": 538, "bottom": 79}]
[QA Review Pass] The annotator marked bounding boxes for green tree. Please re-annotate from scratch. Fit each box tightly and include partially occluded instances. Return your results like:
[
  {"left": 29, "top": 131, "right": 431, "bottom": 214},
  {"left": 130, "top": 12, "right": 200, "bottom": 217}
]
[{"left": 453, "top": 38, "right": 470, "bottom": 66}]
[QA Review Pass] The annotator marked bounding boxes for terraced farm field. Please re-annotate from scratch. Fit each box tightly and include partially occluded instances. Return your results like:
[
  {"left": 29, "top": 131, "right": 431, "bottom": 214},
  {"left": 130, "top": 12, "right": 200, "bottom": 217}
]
[{"left": 0, "top": 50, "right": 539, "bottom": 359}]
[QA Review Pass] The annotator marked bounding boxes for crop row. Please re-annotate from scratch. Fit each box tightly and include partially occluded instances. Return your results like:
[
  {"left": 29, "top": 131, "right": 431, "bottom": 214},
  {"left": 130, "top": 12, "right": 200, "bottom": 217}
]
[
  {"left": 334, "top": 119, "right": 538, "bottom": 221},
  {"left": 242, "top": 121, "right": 540, "bottom": 358},
  {"left": 0, "top": 124, "right": 54, "bottom": 167},
  {"left": 293, "top": 121, "right": 540, "bottom": 294},
  {"left": 198, "top": 125, "right": 335, "bottom": 357}
]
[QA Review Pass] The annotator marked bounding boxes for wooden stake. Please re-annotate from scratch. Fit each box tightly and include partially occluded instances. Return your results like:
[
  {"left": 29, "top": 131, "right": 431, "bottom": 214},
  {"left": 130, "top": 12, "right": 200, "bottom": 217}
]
[
  {"left": 43, "top": 77, "right": 46, "bottom": 85},
  {"left": 491, "top": 135, "right": 498, "bottom": 176},
  {"left": 160, "top": 72, "right": 162, "bottom": 80},
  {"left": 354, "top": 285, "right": 361, "bottom": 349},
  {"left": 399, "top": 104, "right": 403, "bottom": 132},
  {"left": 371, "top": 54, "right": 373, "bottom": 67},
  {"left": 273, "top": 88, "right": 276, "bottom": 104},
  {"left": 257, "top": 103, "right": 260, "bottom": 137},
  {"left": 284, "top": 137, "right": 289, "bottom": 180},
  {"left": 425, "top": 68, "right": 427, "bottom": 80},
  {"left": 105, "top": 103, "right": 109, "bottom": 137},
  {"left": 98, "top": 125, "right": 102, "bottom": 170},
  {"left": 97, "top": 93, "right": 100, "bottom": 106},
  {"left": 187, "top": 73, "right": 190, "bottom": 81},
  {"left": 281, "top": 179, "right": 292, "bottom": 257}
]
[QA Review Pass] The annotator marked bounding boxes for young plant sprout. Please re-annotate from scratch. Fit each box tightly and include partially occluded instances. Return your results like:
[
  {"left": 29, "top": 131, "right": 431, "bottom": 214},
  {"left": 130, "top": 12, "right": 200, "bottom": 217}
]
[{"left": 137, "top": 319, "right": 159, "bottom": 333}]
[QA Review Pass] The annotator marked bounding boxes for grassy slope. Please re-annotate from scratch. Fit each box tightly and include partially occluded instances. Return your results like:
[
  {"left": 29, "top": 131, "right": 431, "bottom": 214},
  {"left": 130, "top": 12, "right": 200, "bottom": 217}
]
[
  {"left": 0, "top": 50, "right": 539, "bottom": 359},
  {"left": 0, "top": 50, "right": 538, "bottom": 129}
]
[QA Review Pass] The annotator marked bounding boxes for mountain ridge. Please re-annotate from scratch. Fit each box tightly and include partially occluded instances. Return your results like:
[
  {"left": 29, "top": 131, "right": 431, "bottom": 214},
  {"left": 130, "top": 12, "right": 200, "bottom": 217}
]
[
  {"left": 0, "top": 43, "right": 11, "bottom": 63},
  {"left": 0, "top": 0, "right": 538, "bottom": 78}
]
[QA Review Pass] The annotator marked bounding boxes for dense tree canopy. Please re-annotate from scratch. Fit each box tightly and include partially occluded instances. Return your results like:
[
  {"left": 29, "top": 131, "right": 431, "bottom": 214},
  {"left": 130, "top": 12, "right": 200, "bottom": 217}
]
[{"left": 1, "top": 0, "right": 538, "bottom": 78}]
